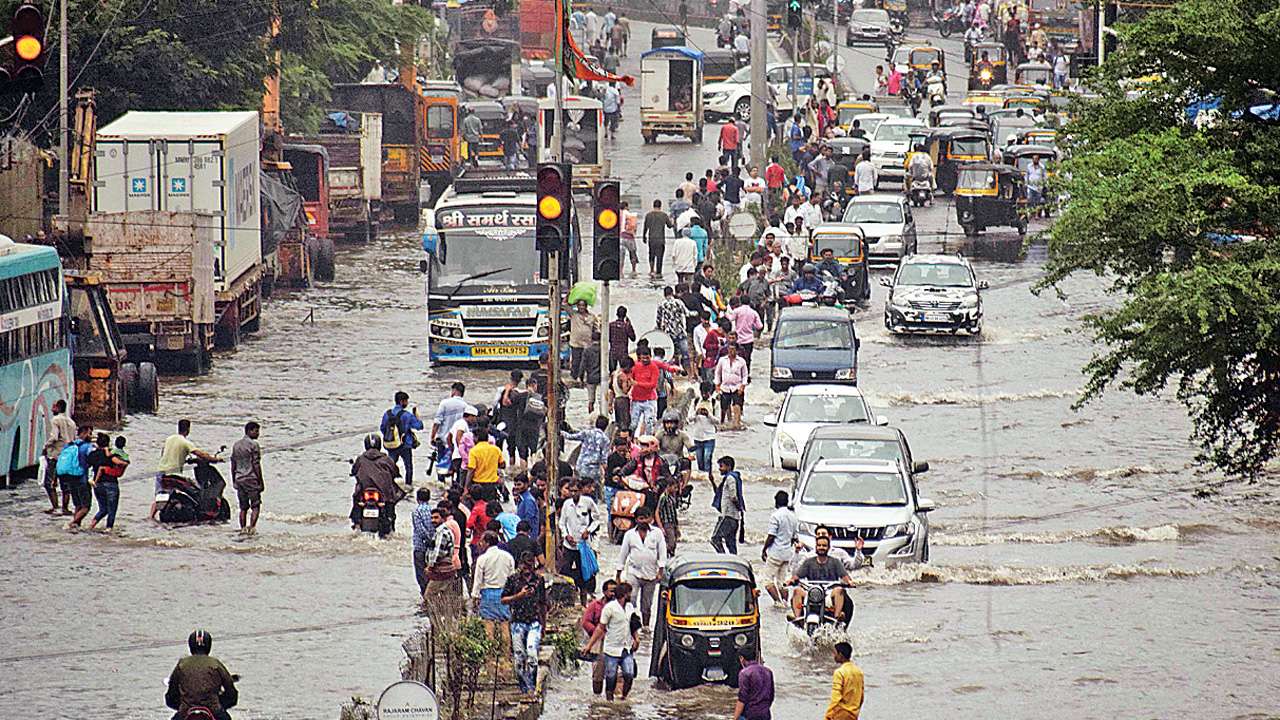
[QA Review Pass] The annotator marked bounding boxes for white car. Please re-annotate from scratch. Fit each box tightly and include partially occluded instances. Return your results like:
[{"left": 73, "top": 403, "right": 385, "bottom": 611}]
[
  {"left": 793, "top": 458, "right": 936, "bottom": 565},
  {"left": 841, "top": 194, "right": 919, "bottom": 264},
  {"left": 881, "top": 253, "right": 987, "bottom": 334},
  {"left": 703, "top": 63, "right": 834, "bottom": 121},
  {"left": 766, "top": 384, "right": 884, "bottom": 470},
  {"left": 869, "top": 117, "right": 925, "bottom": 188}
]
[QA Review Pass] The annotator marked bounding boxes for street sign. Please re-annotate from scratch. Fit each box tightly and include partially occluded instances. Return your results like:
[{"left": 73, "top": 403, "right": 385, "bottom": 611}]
[{"left": 376, "top": 680, "right": 439, "bottom": 720}]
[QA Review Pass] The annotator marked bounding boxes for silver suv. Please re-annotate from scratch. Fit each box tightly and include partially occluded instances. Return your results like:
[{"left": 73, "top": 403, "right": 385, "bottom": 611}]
[
  {"left": 881, "top": 253, "right": 987, "bottom": 335},
  {"left": 792, "top": 458, "right": 936, "bottom": 566}
]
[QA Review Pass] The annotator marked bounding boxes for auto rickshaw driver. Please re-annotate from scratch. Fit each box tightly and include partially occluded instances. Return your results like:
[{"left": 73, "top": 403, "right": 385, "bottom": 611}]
[{"left": 815, "top": 247, "right": 843, "bottom": 278}]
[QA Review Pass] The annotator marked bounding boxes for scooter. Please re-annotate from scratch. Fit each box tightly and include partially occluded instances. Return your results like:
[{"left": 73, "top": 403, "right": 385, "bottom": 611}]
[
  {"left": 356, "top": 487, "right": 386, "bottom": 534},
  {"left": 790, "top": 579, "right": 855, "bottom": 637},
  {"left": 927, "top": 78, "right": 947, "bottom": 107},
  {"left": 156, "top": 447, "right": 231, "bottom": 524},
  {"left": 933, "top": 6, "right": 964, "bottom": 37},
  {"left": 609, "top": 475, "right": 650, "bottom": 543},
  {"left": 909, "top": 178, "right": 932, "bottom": 207}
]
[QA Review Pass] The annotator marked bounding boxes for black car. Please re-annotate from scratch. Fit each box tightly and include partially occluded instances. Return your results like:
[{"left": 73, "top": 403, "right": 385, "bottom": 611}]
[{"left": 846, "top": 8, "right": 896, "bottom": 53}]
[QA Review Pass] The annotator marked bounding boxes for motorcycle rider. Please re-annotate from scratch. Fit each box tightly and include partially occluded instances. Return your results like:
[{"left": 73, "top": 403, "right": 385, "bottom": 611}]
[
  {"left": 974, "top": 49, "right": 995, "bottom": 88},
  {"left": 350, "top": 434, "right": 407, "bottom": 537},
  {"left": 790, "top": 264, "right": 825, "bottom": 295},
  {"left": 925, "top": 61, "right": 947, "bottom": 106},
  {"left": 166, "top": 630, "right": 238, "bottom": 720},
  {"left": 786, "top": 535, "right": 854, "bottom": 622},
  {"left": 963, "top": 22, "right": 984, "bottom": 63},
  {"left": 905, "top": 143, "right": 935, "bottom": 203}
]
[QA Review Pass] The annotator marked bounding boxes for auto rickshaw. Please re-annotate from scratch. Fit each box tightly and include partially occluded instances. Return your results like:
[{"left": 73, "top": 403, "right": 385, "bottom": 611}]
[
  {"left": 927, "top": 103, "right": 972, "bottom": 127},
  {"left": 1014, "top": 61, "right": 1054, "bottom": 88},
  {"left": 461, "top": 100, "right": 506, "bottom": 160},
  {"left": 922, "top": 127, "right": 992, "bottom": 193},
  {"left": 651, "top": 26, "right": 686, "bottom": 50},
  {"left": 836, "top": 99, "right": 879, "bottom": 127},
  {"left": 1017, "top": 127, "right": 1058, "bottom": 146},
  {"left": 808, "top": 225, "right": 870, "bottom": 304},
  {"left": 908, "top": 46, "right": 945, "bottom": 85},
  {"left": 1003, "top": 94, "right": 1045, "bottom": 113},
  {"left": 1004, "top": 143, "right": 1057, "bottom": 173},
  {"left": 640, "top": 46, "right": 705, "bottom": 143},
  {"left": 650, "top": 555, "right": 761, "bottom": 690},
  {"left": 954, "top": 162, "right": 1027, "bottom": 237},
  {"left": 963, "top": 91, "right": 1004, "bottom": 115},
  {"left": 967, "top": 42, "right": 1007, "bottom": 89},
  {"left": 702, "top": 48, "right": 738, "bottom": 83}
]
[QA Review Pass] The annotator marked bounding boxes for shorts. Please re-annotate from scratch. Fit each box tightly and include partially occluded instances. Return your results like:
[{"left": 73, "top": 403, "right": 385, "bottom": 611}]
[
  {"left": 721, "top": 390, "right": 744, "bottom": 407},
  {"left": 603, "top": 650, "right": 637, "bottom": 681},
  {"left": 60, "top": 475, "right": 91, "bottom": 510},
  {"left": 671, "top": 335, "right": 690, "bottom": 365},
  {"left": 764, "top": 556, "right": 792, "bottom": 587},
  {"left": 236, "top": 485, "right": 263, "bottom": 510},
  {"left": 478, "top": 587, "right": 511, "bottom": 621}
]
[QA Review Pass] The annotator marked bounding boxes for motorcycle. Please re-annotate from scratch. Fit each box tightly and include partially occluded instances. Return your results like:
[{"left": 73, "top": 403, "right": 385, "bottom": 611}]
[
  {"left": 659, "top": 453, "right": 695, "bottom": 511},
  {"left": 156, "top": 447, "right": 231, "bottom": 524},
  {"left": 789, "top": 579, "right": 855, "bottom": 637},
  {"left": 356, "top": 486, "right": 386, "bottom": 535},
  {"left": 926, "top": 78, "right": 947, "bottom": 107},
  {"left": 609, "top": 475, "right": 651, "bottom": 543},
  {"left": 909, "top": 178, "right": 932, "bottom": 207},
  {"left": 933, "top": 6, "right": 965, "bottom": 37}
]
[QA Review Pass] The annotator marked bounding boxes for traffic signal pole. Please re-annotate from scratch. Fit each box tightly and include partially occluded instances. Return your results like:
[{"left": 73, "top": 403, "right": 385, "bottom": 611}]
[
  {"left": 749, "top": 0, "right": 767, "bottom": 172},
  {"left": 542, "top": 19, "right": 566, "bottom": 562}
]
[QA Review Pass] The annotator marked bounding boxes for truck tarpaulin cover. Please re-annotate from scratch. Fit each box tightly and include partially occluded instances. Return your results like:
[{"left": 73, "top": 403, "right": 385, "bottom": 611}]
[
  {"left": 260, "top": 171, "right": 303, "bottom": 257},
  {"left": 454, "top": 39, "right": 519, "bottom": 98}
]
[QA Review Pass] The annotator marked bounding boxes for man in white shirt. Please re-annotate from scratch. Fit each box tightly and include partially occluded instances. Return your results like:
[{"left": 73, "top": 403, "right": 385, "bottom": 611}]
[
  {"left": 743, "top": 166, "right": 767, "bottom": 207},
  {"left": 584, "top": 9, "right": 602, "bottom": 45},
  {"left": 714, "top": 342, "right": 750, "bottom": 430},
  {"left": 615, "top": 507, "right": 668, "bottom": 627},
  {"left": 470, "top": 530, "right": 516, "bottom": 650},
  {"left": 671, "top": 232, "right": 699, "bottom": 285},
  {"left": 558, "top": 477, "right": 602, "bottom": 604},
  {"left": 761, "top": 490, "right": 799, "bottom": 603},
  {"left": 581, "top": 581, "right": 640, "bottom": 701},
  {"left": 782, "top": 195, "right": 806, "bottom": 230},
  {"left": 800, "top": 193, "right": 824, "bottom": 230},
  {"left": 854, "top": 153, "right": 877, "bottom": 195},
  {"left": 675, "top": 205, "right": 699, "bottom": 234}
]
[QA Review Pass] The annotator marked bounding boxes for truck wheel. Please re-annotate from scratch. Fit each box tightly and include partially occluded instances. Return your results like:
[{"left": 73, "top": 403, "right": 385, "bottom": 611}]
[
  {"left": 311, "top": 237, "right": 336, "bottom": 281},
  {"left": 136, "top": 362, "right": 159, "bottom": 413},
  {"left": 121, "top": 363, "right": 139, "bottom": 410}
]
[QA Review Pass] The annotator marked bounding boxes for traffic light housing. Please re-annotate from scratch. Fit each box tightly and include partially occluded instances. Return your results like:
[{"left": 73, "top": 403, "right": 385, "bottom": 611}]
[
  {"left": 536, "top": 162, "right": 572, "bottom": 253},
  {"left": 592, "top": 180, "right": 621, "bottom": 281},
  {"left": 787, "top": 0, "right": 802, "bottom": 30},
  {"left": 2, "top": 1, "right": 46, "bottom": 95}
]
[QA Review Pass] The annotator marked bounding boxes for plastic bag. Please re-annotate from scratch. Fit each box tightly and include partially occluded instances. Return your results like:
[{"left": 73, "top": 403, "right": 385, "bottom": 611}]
[
  {"left": 578, "top": 539, "right": 599, "bottom": 581},
  {"left": 567, "top": 281, "right": 598, "bottom": 307}
]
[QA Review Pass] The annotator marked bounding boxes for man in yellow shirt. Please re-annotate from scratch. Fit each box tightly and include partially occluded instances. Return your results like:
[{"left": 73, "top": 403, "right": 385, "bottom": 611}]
[
  {"left": 466, "top": 427, "right": 506, "bottom": 503},
  {"left": 825, "top": 641, "right": 864, "bottom": 720}
]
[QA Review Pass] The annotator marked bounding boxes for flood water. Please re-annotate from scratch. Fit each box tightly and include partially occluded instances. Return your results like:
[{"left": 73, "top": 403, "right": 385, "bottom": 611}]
[{"left": 4, "top": 21, "right": 1279, "bottom": 720}]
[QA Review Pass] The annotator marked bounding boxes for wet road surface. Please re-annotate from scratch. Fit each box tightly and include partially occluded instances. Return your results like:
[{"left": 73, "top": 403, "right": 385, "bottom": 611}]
[{"left": 2, "top": 19, "right": 1278, "bottom": 720}]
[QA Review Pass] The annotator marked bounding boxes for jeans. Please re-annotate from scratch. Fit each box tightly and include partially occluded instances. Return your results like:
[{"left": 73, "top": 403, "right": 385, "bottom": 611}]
[
  {"left": 92, "top": 481, "right": 119, "bottom": 528},
  {"left": 389, "top": 445, "right": 414, "bottom": 486},
  {"left": 693, "top": 440, "right": 716, "bottom": 472},
  {"left": 603, "top": 484, "right": 618, "bottom": 526},
  {"left": 711, "top": 516, "right": 739, "bottom": 554},
  {"left": 413, "top": 548, "right": 429, "bottom": 595},
  {"left": 604, "top": 650, "right": 637, "bottom": 685},
  {"left": 630, "top": 399, "right": 657, "bottom": 435},
  {"left": 510, "top": 620, "right": 543, "bottom": 693}
]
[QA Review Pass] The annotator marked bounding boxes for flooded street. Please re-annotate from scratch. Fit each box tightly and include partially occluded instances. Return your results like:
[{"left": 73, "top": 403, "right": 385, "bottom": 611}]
[{"left": 3, "top": 20, "right": 1279, "bottom": 720}]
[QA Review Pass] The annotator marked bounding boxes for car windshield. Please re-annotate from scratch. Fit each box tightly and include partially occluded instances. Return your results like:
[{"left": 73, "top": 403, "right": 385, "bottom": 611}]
[
  {"left": 874, "top": 123, "right": 918, "bottom": 142},
  {"left": 669, "top": 579, "right": 750, "bottom": 616},
  {"left": 804, "top": 438, "right": 904, "bottom": 469},
  {"left": 775, "top": 319, "right": 853, "bottom": 349},
  {"left": 851, "top": 9, "right": 889, "bottom": 23},
  {"left": 843, "top": 202, "right": 903, "bottom": 224},
  {"left": 802, "top": 470, "right": 907, "bottom": 506},
  {"left": 850, "top": 114, "right": 886, "bottom": 135},
  {"left": 727, "top": 66, "right": 753, "bottom": 83},
  {"left": 896, "top": 262, "right": 973, "bottom": 287},
  {"left": 783, "top": 395, "right": 869, "bottom": 423}
]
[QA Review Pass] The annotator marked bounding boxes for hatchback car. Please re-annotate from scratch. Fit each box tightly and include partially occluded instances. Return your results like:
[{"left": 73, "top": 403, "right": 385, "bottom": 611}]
[
  {"left": 766, "top": 385, "right": 883, "bottom": 470},
  {"left": 842, "top": 194, "right": 918, "bottom": 264},
  {"left": 881, "top": 254, "right": 987, "bottom": 334},
  {"left": 769, "top": 307, "right": 860, "bottom": 392},
  {"left": 793, "top": 458, "right": 936, "bottom": 564},
  {"left": 870, "top": 117, "right": 925, "bottom": 189},
  {"left": 703, "top": 63, "right": 834, "bottom": 121}
]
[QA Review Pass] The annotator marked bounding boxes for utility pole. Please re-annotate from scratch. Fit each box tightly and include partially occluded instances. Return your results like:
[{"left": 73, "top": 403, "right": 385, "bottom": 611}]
[
  {"left": 790, "top": 27, "right": 798, "bottom": 113},
  {"left": 749, "top": 0, "right": 767, "bottom": 170},
  {"left": 57, "top": 0, "right": 67, "bottom": 218},
  {"left": 831, "top": 0, "right": 840, "bottom": 89},
  {"left": 809, "top": 7, "right": 816, "bottom": 89}
]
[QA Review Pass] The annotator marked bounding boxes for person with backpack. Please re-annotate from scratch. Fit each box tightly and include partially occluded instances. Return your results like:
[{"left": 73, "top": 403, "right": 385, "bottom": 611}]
[
  {"left": 42, "top": 398, "right": 77, "bottom": 514},
  {"left": 57, "top": 424, "right": 94, "bottom": 529},
  {"left": 381, "top": 391, "right": 425, "bottom": 487},
  {"left": 515, "top": 378, "right": 547, "bottom": 465},
  {"left": 88, "top": 436, "right": 130, "bottom": 531}
]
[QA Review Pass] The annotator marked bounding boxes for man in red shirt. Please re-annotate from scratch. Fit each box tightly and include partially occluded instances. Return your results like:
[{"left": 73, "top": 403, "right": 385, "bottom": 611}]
[
  {"left": 718, "top": 121, "right": 741, "bottom": 169},
  {"left": 629, "top": 345, "right": 683, "bottom": 435},
  {"left": 581, "top": 579, "right": 618, "bottom": 694},
  {"left": 764, "top": 157, "right": 786, "bottom": 210}
]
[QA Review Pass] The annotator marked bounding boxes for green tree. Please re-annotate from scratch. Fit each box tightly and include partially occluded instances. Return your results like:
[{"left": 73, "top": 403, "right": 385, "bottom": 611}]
[
  {"left": 1040, "top": 0, "right": 1280, "bottom": 476},
  {"left": 11, "top": 0, "right": 433, "bottom": 141}
]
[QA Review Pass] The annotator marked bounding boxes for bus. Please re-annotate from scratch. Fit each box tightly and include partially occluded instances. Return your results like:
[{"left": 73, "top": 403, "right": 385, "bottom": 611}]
[
  {"left": 419, "top": 170, "right": 577, "bottom": 364},
  {"left": 0, "top": 237, "right": 72, "bottom": 486}
]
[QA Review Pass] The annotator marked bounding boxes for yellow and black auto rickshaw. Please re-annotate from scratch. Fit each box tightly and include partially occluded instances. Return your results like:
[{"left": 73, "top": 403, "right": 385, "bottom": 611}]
[
  {"left": 955, "top": 162, "right": 1027, "bottom": 237},
  {"left": 808, "top": 225, "right": 870, "bottom": 304},
  {"left": 1014, "top": 61, "right": 1054, "bottom": 88},
  {"left": 836, "top": 99, "right": 879, "bottom": 127},
  {"left": 923, "top": 127, "right": 992, "bottom": 193},
  {"left": 967, "top": 42, "right": 1007, "bottom": 89},
  {"left": 908, "top": 46, "right": 945, "bottom": 85},
  {"left": 702, "top": 48, "right": 739, "bottom": 83},
  {"left": 650, "top": 555, "right": 761, "bottom": 690},
  {"left": 460, "top": 100, "right": 506, "bottom": 160}
]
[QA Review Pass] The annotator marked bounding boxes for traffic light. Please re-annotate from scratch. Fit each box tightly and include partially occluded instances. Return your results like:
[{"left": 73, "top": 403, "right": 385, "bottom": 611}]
[
  {"left": 592, "top": 180, "right": 620, "bottom": 281},
  {"left": 536, "top": 162, "right": 572, "bottom": 253},
  {"left": 787, "top": 0, "right": 802, "bottom": 30},
  {"left": 1, "top": 1, "right": 46, "bottom": 95}
]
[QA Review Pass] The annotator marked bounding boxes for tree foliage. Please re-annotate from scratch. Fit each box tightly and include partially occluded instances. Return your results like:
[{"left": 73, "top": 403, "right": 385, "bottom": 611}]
[
  {"left": 1041, "top": 0, "right": 1280, "bottom": 476},
  {"left": 13, "top": 0, "right": 433, "bottom": 141}
]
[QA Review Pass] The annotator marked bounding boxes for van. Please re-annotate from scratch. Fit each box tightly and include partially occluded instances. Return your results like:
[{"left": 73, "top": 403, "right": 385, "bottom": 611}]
[{"left": 769, "top": 306, "right": 860, "bottom": 392}]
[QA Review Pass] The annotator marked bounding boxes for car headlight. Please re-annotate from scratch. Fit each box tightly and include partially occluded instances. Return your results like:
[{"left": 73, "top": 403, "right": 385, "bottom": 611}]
[
  {"left": 680, "top": 633, "right": 695, "bottom": 648},
  {"left": 537, "top": 325, "right": 550, "bottom": 337},
  {"left": 890, "top": 296, "right": 911, "bottom": 310},
  {"left": 960, "top": 294, "right": 979, "bottom": 308},
  {"left": 734, "top": 633, "right": 749, "bottom": 647},
  {"left": 883, "top": 522, "right": 911, "bottom": 537},
  {"left": 834, "top": 368, "right": 857, "bottom": 380},
  {"left": 778, "top": 432, "right": 798, "bottom": 454},
  {"left": 879, "top": 234, "right": 902, "bottom": 246},
  {"left": 772, "top": 367, "right": 793, "bottom": 379},
  {"left": 798, "top": 521, "right": 818, "bottom": 536}
]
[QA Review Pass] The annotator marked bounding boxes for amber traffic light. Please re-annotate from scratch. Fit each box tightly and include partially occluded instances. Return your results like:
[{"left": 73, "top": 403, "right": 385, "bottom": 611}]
[
  {"left": 2, "top": 2, "right": 46, "bottom": 94},
  {"left": 592, "top": 180, "right": 621, "bottom": 281},
  {"left": 536, "top": 163, "right": 572, "bottom": 253}
]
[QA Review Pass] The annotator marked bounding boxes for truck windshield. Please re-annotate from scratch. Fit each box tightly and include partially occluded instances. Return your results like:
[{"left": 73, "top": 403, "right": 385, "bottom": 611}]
[
  {"left": 670, "top": 580, "right": 750, "bottom": 616},
  {"left": 430, "top": 205, "right": 540, "bottom": 289},
  {"left": 427, "top": 105, "right": 455, "bottom": 139}
]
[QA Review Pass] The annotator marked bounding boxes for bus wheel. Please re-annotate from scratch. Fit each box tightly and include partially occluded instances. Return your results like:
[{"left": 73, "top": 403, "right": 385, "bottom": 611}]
[
  {"left": 136, "top": 362, "right": 160, "bottom": 413},
  {"left": 121, "top": 363, "right": 139, "bottom": 410}
]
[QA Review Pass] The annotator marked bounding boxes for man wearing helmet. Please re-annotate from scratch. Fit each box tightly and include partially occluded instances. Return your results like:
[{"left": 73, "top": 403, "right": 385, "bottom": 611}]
[
  {"left": 350, "top": 434, "right": 407, "bottom": 537},
  {"left": 166, "top": 630, "right": 238, "bottom": 719},
  {"left": 790, "top": 264, "right": 826, "bottom": 294}
]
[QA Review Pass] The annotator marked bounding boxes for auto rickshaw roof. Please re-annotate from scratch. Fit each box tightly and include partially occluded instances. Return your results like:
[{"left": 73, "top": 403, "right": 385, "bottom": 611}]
[
  {"left": 961, "top": 161, "right": 1021, "bottom": 175},
  {"left": 667, "top": 554, "right": 757, "bottom": 584},
  {"left": 1016, "top": 61, "right": 1054, "bottom": 72},
  {"left": 642, "top": 46, "right": 705, "bottom": 62},
  {"left": 909, "top": 47, "right": 943, "bottom": 63},
  {"left": 838, "top": 100, "right": 879, "bottom": 110},
  {"left": 652, "top": 26, "right": 684, "bottom": 37},
  {"left": 463, "top": 100, "right": 506, "bottom": 116},
  {"left": 829, "top": 136, "right": 871, "bottom": 151},
  {"left": 930, "top": 126, "right": 989, "bottom": 141},
  {"left": 1004, "top": 143, "right": 1058, "bottom": 159}
]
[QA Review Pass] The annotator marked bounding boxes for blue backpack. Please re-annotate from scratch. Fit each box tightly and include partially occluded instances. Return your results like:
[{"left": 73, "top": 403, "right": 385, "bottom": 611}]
[{"left": 55, "top": 441, "right": 85, "bottom": 477}]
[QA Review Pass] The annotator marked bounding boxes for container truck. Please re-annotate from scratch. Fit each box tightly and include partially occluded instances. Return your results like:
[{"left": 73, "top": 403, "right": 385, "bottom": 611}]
[{"left": 92, "top": 111, "right": 264, "bottom": 355}]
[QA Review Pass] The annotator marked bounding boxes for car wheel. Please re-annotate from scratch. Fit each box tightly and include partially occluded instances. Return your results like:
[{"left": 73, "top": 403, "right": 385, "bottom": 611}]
[{"left": 734, "top": 97, "right": 751, "bottom": 122}]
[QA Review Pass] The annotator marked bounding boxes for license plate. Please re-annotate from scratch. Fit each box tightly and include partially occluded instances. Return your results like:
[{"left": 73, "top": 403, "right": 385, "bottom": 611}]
[
  {"left": 471, "top": 345, "right": 528, "bottom": 357},
  {"left": 362, "top": 508, "right": 380, "bottom": 518},
  {"left": 924, "top": 311, "right": 951, "bottom": 322},
  {"left": 154, "top": 492, "right": 170, "bottom": 503}
]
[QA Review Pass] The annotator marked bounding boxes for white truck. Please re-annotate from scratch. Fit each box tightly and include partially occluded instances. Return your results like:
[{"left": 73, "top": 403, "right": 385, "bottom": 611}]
[{"left": 92, "top": 111, "right": 264, "bottom": 364}]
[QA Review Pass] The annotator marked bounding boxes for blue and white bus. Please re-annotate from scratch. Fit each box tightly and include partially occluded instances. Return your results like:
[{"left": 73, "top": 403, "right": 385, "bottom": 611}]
[{"left": 0, "top": 237, "right": 72, "bottom": 485}]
